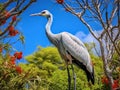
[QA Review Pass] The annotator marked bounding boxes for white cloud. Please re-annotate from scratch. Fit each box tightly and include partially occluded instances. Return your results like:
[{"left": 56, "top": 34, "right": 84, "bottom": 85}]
[
  {"left": 75, "top": 31, "right": 101, "bottom": 56},
  {"left": 75, "top": 31, "right": 96, "bottom": 43},
  {"left": 75, "top": 31, "right": 86, "bottom": 40}
]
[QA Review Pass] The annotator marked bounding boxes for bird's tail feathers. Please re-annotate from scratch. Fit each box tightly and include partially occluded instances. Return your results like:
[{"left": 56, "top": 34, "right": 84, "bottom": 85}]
[
  {"left": 86, "top": 67, "right": 95, "bottom": 85},
  {"left": 72, "top": 59, "right": 95, "bottom": 84}
]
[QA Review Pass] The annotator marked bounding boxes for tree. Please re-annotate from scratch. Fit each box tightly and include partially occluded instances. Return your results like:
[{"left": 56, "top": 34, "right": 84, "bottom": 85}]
[
  {"left": 25, "top": 46, "right": 65, "bottom": 89},
  {"left": 0, "top": 0, "right": 36, "bottom": 89},
  {"left": 56, "top": 0, "right": 120, "bottom": 89},
  {"left": 26, "top": 46, "right": 106, "bottom": 90}
]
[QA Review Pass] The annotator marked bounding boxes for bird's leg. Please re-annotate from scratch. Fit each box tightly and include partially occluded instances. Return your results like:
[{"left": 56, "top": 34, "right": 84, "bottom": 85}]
[
  {"left": 71, "top": 64, "right": 76, "bottom": 90},
  {"left": 67, "top": 65, "right": 71, "bottom": 90}
]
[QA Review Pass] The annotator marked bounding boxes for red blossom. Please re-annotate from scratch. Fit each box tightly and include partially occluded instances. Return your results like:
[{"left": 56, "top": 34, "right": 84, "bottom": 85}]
[
  {"left": 12, "top": 15, "right": 17, "bottom": 21},
  {"left": 56, "top": 0, "right": 64, "bottom": 4},
  {"left": 14, "top": 52, "right": 23, "bottom": 59},
  {"left": 10, "top": 56, "right": 16, "bottom": 65},
  {"left": 101, "top": 76, "right": 109, "bottom": 85},
  {"left": 0, "top": 48, "right": 3, "bottom": 53},
  {"left": 8, "top": 26, "right": 14, "bottom": 31},
  {"left": 8, "top": 26, "right": 19, "bottom": 36},
  {"left": 9, "top": 30, "right": 19, "bottom": 36},
  {"left": 112, "top": 80, "right": 119, "bottom": 90},
  {"left": 15, "top": 66, "right": 22, "bottom": 74},
  {"left": 10, "top": 56, "right": 16, "bottom": 61},
  {"left": 10, "top": 60, "right": 16, "bottom": 65}
]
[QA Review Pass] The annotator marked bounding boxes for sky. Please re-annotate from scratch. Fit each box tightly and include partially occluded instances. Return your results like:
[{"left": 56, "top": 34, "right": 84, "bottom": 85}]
[
  {"left": 0, "top": 0, "right": 118, "bottom": 64},
  {"left": 8, "top": 0, "right": 96, "bottom": 63},
  {"left": 16, "top": 2, "right": 89, "bottom": 50}
]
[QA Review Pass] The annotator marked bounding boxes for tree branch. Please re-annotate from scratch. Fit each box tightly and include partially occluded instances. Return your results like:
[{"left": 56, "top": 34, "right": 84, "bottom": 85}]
[
  {"left": 0, "top": 20, "right": 14, "bottom": 36},
  {"left": 109, "top": 5, "right": 118, "bottom": 24},
  {"left": 0, "top": 0, "right": 13, "bottom": 13},
  {"left": 63, "top": 1, "right": 99, "bottom": 41},
  {"left": 0, "top": 0, "right": 36, "bottom": 37}
]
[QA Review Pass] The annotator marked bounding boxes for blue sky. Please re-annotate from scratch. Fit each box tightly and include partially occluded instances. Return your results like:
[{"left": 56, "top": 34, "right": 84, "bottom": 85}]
[
  {"left": 1, "top": 0, "right": 116, "bottom": 63},
  {"left": 0, "top": 0, "right": 117, "bottom": 65},
  {"left": 15, "top": 1, "right": 89, "bottom": 56}
]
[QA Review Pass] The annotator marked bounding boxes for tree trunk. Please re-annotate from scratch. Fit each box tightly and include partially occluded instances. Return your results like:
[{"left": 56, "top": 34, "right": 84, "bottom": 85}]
[{"left": 99, "top": 40, "right": 113, "bottom": 90}]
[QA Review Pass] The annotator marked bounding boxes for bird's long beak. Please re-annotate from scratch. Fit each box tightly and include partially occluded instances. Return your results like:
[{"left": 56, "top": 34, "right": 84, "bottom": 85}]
[{"left": 30, "top": 13, "right": 40, "bottom": 16}]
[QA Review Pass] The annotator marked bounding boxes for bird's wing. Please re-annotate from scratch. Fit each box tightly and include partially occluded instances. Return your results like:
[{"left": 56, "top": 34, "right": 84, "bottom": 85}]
[
  {"left": 61, "top": 32, "right": 92, "bottom": 72},
  {"left": 60, "top": 32, "right": 94, "bottom": 84},
  {"left": 65, "top": 32, "right": 87, "bottom": 50}
]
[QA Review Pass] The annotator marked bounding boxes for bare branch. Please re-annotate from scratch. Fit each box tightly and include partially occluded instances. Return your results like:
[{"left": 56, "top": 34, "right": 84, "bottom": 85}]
[
  {"left": 0, "top": 20, "right": 14, "bottom": 36},
  {"left": 63, "top": 1, "right": 99, "bottom": 41},
  {"left": 0, "top": 0, "right": 13, "bottom": 13},
  {"left": 78, "top": 16, "right": 99, "bottom": 41},
  {"left": 109, "top": 6, "right": 118, "bottom": 24},
  {"left": 9, "top": 0, "right": 25, "bottom": 13},
  {"left": 105, "top": 26, "right": 120, "bottom": 55}
]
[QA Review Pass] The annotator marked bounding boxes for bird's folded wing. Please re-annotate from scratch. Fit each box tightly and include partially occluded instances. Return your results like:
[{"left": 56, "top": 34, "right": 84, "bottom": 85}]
[
  {"left": 61, "top": 32, "right": 91, "bottom": 65},
  {"left": 66, "top": 32, "right": 87, "bottom": 50}
]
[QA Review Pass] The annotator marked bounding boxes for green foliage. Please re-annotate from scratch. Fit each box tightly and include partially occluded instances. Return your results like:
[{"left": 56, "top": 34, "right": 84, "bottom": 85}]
[
  {"left": 25, "top": 46, "right": 108, "bottom": 90},
  {"left": 0, "top": 3, "right": 3, "bottom": 10},
  {"left": 1, "top": 43, "right": 119, "bottom": 90},
  {"left": 0, "top": 1, "right": 37, "bottom": 89},
  {"left": 0, "top": 52, "right": 42, "bottom": 90}
]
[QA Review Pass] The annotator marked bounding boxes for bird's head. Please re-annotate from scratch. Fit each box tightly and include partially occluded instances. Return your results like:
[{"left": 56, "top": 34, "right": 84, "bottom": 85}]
[{"left": 30, "top": 10, "right": 51, "bottom": 18}]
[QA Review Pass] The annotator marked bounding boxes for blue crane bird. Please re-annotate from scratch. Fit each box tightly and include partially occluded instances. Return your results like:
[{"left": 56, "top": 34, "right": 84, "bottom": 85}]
[{"left": 31, "top": 10, "right": 94, "bottom": 89}]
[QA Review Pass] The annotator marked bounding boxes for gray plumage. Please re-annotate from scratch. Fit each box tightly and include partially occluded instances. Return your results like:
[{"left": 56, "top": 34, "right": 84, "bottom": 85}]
[{"left": 31, "top": 10, "right": 94, "bottom": 84}]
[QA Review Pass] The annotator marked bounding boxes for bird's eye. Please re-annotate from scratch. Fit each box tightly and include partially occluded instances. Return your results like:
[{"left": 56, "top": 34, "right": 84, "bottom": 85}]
[{"left": 42, "top": 11, "right": 46, "bottom": 14}]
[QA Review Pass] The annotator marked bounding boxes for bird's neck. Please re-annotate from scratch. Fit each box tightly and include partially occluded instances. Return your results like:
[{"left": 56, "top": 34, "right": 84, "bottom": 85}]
[
  {"left": 45, "top": 14, "right": 57, "bottom": 45},
  {"left": 46, "top": 15, "right": 53, "bottom": 33}
]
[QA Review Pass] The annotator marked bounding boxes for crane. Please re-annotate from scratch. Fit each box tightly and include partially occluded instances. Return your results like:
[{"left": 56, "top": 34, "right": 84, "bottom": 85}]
[{"left": 31, "top": 10, "right": 94, "bottom": 90}]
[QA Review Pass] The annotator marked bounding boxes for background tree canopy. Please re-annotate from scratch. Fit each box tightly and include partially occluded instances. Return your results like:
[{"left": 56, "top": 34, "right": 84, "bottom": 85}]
[{"left": 24, "top": 45, "right": 106, "bottom": 90}]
